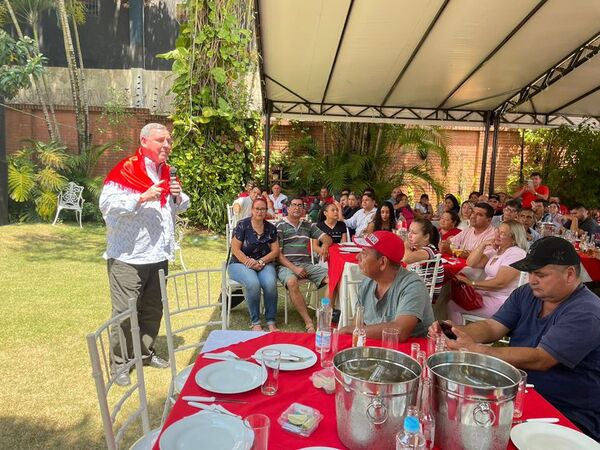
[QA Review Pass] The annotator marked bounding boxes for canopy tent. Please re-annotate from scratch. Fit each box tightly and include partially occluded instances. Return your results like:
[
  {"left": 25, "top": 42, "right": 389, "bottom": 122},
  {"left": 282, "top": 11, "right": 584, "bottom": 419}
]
[{"left": 253, "top": 0, "right": 600, "bottom": 191}]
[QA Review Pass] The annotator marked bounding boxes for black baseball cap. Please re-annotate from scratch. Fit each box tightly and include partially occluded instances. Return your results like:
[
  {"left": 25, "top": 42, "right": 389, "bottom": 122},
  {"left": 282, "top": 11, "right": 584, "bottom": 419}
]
[{"left": 510, "top": 236, "right": 580, "bottom": 272}]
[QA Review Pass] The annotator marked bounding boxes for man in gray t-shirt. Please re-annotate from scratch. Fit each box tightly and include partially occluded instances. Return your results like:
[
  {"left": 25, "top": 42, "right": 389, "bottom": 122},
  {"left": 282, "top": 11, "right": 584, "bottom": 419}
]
[{"left": 339, "top": 231, "right": 433, "bottom": 340}]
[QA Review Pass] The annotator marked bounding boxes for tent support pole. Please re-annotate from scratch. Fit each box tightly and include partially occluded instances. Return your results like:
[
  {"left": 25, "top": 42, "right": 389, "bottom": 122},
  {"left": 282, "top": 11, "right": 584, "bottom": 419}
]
[
  {"left": 488, "top": 113, "right": 500, "bottom": 195},
  {"left": 479, "top": 111, "right": 491, "bottom": 194},
  {"left": 263, "top": 101, "right": 272, "bottom": 189}
]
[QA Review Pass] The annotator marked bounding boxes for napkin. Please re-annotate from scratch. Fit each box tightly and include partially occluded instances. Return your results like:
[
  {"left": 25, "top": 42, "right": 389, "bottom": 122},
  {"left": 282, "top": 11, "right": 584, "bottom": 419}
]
[
  {"left": 202, "top": 350, "right": 240, "bottom": 361},
  {"left": 187, "top": 401, "right": 241, "bottom": 419}
]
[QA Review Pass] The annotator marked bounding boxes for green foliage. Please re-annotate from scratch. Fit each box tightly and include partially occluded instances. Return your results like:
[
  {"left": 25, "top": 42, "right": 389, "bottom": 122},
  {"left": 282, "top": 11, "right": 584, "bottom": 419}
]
[
  {"left": 0, "top": 30, "right": 46, "bottom": 99},
  {"left": 508, "top": 126, "right": 600, "bottom": 208},
  {"left": 284, "top": 122, "right": 449, "bottom": 201},
  {"left": 160, "top": 0, "right": 261, "bottom": 232},
  {"left": 8, "top": 140, "right": 119, "bottom": 223}
]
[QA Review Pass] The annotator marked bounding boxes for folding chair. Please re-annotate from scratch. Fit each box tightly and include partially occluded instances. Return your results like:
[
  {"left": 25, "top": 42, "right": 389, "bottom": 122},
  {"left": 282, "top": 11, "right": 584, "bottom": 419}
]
[
  {"left": 86, "top": 298, "right": 160, "bottom": 450},
  {"left": 159, "top": 266, "right": 228, "bottom": 423},
  {"left": 173, "top": 215, "right": 189, "bottom": 271},
  {"left": 407, "top": 254, "right": 442, "bottom": 302}
]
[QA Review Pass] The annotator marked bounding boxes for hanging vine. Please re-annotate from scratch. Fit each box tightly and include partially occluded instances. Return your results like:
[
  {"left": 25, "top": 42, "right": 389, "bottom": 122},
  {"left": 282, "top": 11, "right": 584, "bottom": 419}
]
[{"left": 160, "top": 0, "right": 261, "bottom": 231}]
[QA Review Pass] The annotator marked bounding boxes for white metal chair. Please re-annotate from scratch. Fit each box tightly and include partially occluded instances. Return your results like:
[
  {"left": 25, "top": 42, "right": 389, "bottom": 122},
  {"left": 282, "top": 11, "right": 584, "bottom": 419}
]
[
  {"left": 407, "top": 254, "right": 443, "bottom": 302},
  {"left": 86, "top": 298, "right": 160, "bottom": 450},
  {"left": 159, "top": 266, "right": 228, "bottom": 423},
  {"left": 173, "top": 215, "right": 189, "bottom": 271},
  {"left": 281, "top": 239, "right": 320, "bottom": 324},
  {"left": 224, "top": 223, "right": 251, "bottom": 327},
  {"left": 52, "top": 181, "right": 85, "bottom": 228},
  {"left": 226, "top": 204, "right": 237, "bottom": 230}
]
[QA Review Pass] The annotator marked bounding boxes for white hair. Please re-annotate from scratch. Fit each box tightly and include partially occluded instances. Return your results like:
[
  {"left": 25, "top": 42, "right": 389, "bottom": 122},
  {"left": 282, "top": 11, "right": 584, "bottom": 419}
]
[{"left": 140, "top": 123, "right": 167, "bottom": 139}]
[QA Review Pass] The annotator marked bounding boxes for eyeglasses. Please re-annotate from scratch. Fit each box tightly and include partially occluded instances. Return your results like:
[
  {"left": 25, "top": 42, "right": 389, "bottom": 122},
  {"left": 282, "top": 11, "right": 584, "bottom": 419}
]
[
  {"left": 289, "top": 203, "right": 304, "bottom": 208},
  {"left": 150, "top": 137, "right": 173, "bottom": 146}
]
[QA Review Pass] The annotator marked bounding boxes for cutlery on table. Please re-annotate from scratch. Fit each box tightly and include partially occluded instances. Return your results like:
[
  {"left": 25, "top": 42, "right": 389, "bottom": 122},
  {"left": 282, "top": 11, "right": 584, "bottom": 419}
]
[
  {"left": 187, "top": 401, "right": 241, "bottom": 418},
  {"left": 513, "top": 417, "right": 559, "bottom": 424},
  {"left": 182, "top": 396, "right": 248, "bottom": 404}
]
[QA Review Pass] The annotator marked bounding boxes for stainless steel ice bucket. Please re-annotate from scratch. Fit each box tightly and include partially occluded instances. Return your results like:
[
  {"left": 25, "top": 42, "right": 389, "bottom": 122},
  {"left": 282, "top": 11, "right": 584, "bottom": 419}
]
[
  {"left": 333, "top": 347, "right": 421, "bottom": 450},
  {"left": 427, "top": 351, "right": 520, "bottom": 450}
]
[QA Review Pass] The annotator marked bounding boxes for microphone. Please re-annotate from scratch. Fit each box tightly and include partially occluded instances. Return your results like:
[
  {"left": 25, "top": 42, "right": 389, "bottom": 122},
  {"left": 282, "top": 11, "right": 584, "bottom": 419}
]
[{"left": 169, "top": 167, "right": 178, "bottom": 201}]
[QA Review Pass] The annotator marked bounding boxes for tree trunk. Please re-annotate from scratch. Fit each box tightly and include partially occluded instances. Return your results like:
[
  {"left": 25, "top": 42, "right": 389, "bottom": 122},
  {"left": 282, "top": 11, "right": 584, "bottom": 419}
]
[
  {"left": 70, "top": 15, "right": 90, "bottom": 146},
  {"left": 56, "top": 0, "right": 87, "bottom": 153},
  {"left": 5, "top": 0, "right": 59, "bottom": 142}
]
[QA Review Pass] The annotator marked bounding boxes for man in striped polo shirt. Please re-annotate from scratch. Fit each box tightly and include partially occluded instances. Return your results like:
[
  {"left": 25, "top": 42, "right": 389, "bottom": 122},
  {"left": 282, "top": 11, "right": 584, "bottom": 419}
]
[{"left": 277, "top": 196, "right": 333, "bottom": 332}]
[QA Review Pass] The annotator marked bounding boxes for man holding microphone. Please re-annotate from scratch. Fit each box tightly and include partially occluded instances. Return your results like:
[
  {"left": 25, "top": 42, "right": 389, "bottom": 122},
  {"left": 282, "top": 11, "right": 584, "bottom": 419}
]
[{"left": 100, "top": 123, "right": 190, "bottom": 386}]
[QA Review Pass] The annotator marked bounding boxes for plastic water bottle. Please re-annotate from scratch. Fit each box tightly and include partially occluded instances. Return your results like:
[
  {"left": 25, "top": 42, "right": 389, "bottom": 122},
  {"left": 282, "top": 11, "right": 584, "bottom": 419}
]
[
  {"left": 396, "top": 416, "right": 426, "bottom": 450},
  {"left": 315, "top": 298, "right": 333, "bottom": 351}
]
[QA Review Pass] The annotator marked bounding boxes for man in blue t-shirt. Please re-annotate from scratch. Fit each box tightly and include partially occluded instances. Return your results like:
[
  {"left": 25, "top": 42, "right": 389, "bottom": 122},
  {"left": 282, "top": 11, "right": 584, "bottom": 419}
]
[{"left": 430, "top": 237, "right": 600, "bottom": 441}]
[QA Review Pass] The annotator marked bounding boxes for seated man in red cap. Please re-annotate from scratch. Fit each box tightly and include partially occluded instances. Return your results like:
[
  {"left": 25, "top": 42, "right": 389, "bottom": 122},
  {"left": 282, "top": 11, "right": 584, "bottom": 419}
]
[{"left": 339, "top": 231, "right": 433, "bottom": 341}]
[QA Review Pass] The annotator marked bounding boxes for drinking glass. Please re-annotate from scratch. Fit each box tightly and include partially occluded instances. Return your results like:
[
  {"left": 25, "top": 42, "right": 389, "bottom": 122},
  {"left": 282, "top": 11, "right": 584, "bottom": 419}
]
[
  {"left": 410, "top": 343, "right": 420, "bottom": 360},
  {"left": 382, "top": 328, "right": 401, "bottom": 351},
  {"left": 320, "top": 327, "right": 338, "bottom": 368},
  {"left": 427, "top": 333, "right": 438, "bottom": 356},
  {"left": 244, "top": 413, "right": 270, "bottom": 450},
  {"left": 513, "top": 369, "right": 528, "bottom": 418},
  {"left": 260, "top": 349, "right": 281, "bottom": 396}
]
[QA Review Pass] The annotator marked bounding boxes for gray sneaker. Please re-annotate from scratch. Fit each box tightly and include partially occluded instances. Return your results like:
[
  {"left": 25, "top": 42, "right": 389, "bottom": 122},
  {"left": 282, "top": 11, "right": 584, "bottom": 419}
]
[
  {"left": 145, "top": 353, "right": 169, "bottom": 369},
  {"left": 114, "top": 370, "right": 131, "bottom": 387}
]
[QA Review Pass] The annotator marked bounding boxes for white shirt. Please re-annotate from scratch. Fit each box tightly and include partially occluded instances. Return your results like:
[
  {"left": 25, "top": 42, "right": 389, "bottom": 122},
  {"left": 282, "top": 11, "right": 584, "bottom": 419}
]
[
  {"left": 345, "top": 208, "right": 377, "bottom": 237},
  {"left": 99, "top": 157, "right": 190, "bottom": 264},
  {"left": 269, "top": 193, "right": 288, "bottom": 210}
]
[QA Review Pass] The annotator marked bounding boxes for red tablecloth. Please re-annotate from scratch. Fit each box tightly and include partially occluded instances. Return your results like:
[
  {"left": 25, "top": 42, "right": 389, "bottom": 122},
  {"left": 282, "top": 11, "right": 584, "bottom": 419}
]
[
  {"left": 327, "top": 245, "right": 468, "bottom": 298},
  {"left": 154, "top": 331, "right": 578, "bottom": 450},
  {"left": 580, "top": 252, "right": 600, "bottom": 281}
]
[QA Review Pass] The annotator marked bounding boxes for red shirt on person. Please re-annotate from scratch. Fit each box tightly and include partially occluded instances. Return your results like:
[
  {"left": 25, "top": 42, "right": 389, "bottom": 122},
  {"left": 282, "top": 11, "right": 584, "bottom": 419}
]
[
  {"left": 521, "top": 185, "right": 549, "bottom": 208},
  {"left": 441, "top": 228, "right": 461, "bottom": 241}
]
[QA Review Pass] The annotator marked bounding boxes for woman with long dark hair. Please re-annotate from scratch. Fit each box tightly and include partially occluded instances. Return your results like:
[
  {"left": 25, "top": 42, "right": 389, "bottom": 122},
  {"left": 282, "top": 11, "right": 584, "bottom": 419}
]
[
  {"left": 366, "top": 201, "right": 396, "bottom": 233},
  {"left": 444, "top": 194, "right": 460, "bottom": 214},
  {"left": 403, "top": 218, "right": 444, "bottom": 297}
]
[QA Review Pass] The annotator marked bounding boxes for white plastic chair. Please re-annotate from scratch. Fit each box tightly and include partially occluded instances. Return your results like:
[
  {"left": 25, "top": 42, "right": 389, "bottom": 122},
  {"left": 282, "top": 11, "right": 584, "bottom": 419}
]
[
  {"left": 52, "top": 181, "right": 85, "bottom": 228},
  {"left": 159, "top": 266, "right": 228, "bottom": 423},
  {"left": 86, "top": 298, "right": 160, "bottom": 450},
  {"left": 339, "top": 273, "right": 364, "bottom": 328},
  {"left": 407, "top": 254, "right": 443, "bottom": 302}
]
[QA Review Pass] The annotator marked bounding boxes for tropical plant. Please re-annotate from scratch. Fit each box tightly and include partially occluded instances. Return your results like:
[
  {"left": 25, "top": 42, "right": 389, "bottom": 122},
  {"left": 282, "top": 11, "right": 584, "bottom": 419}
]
[
  {"left": 286, "top": 122, "right": 449, "bottom": 200},
  {"left": 160, "top": 0, "right": 261, "bottom": 232},
  {"left": 0, "top": 30, "right": 46, "bottom": 98}
]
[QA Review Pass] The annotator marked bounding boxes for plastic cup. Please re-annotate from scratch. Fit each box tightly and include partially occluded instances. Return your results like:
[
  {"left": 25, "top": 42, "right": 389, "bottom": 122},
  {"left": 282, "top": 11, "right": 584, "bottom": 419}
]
[
  {"left": 319, "top": 327, "right": 337, "bottom": 368},
  {"left": 244, "top": 413, "right": 270, "bottom": 450},
  {"left": 382, "top": 328, "right": 400, "bottom": 351},
  {"left": 410, "top": 343, "right": 420, "bottom": 360},
  {"left": 513, "top": 369, "right": 527, "bottom": 418},
  {"left": 260, "top": 349, "right": 280, "bottom": 396}
]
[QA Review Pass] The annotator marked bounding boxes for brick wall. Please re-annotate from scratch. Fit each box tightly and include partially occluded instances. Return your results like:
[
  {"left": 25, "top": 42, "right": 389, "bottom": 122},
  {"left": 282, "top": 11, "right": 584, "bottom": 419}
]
[{"left": 5, "top": 107, "right": 521, "bottom": 200}]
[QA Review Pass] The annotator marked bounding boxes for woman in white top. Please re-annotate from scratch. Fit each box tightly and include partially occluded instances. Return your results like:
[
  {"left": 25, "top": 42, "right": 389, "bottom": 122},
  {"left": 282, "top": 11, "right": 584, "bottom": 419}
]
[
  {"left": 458, "top": 201, "right": 474, "bottom": 230},
  {"left": 447, "top": 220, "right": 528, "bottom": 324},
  {"left": 403, "top": 218, "right": 444, "bottom": 297}
]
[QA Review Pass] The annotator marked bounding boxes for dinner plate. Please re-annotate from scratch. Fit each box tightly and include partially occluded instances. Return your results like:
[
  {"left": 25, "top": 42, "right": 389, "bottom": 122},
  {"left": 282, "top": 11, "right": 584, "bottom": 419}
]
[
  {"left": 195, "top": 360, "right": 265, "bottom": 394},
  {"left": 339, "top": 242, "right": 356, "bottom": 247},
  {"left": 160, "top": 410, "right": 253, "bottom": 450},
  {"left": 340, "top": 247, "right": 362, "bottom": 253},
  {"left": 253, "top": 344, "right": 317, "bottom": 371},
  {"left": 299, "top": 447, "right": 341, "bottom": 450},
  {"left": 511, "top": 423, "right": 600, "bottom": 450}
]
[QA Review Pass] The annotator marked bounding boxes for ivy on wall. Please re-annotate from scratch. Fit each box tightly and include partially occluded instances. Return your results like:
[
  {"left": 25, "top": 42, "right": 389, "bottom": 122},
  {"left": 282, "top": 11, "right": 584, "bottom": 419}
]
[{"left": 160, "top": 0, "right": 261, "bottom": 231}]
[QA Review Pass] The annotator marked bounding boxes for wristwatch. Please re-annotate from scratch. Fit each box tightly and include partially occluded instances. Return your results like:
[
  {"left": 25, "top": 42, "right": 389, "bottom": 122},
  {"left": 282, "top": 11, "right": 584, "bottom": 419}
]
[{"left": 258, "top": 258, "right": 265, "bottom": 266}]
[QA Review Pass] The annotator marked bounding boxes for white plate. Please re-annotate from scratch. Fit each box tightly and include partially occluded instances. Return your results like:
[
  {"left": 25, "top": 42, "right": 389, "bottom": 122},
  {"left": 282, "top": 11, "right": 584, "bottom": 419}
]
[
  {"left": 253, "top": 344, "right": 317, "bottom": 371},
  {"left": 339, "top": 242, "right": 356, "bottom": 247},
  {"left": 160, "top": 410, "right": 253, "bottom": 450},
  {"left": 299, "top": 447, "right": 341, "bottom": 450},
  {"left": 195, "top": 360, "right": 265, "bottom": 394},
  {"left": 339, "top": 247, "right": 362, "bottom": 253},
  {"left": 511, "top": 423, "right": 600, "bottom": 450}
]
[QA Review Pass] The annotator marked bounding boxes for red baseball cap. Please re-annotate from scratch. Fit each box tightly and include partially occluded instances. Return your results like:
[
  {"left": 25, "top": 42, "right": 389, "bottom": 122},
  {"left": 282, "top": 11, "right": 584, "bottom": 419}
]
[{"left": 353, "top": 231, "right": 405, "bottom": 264}]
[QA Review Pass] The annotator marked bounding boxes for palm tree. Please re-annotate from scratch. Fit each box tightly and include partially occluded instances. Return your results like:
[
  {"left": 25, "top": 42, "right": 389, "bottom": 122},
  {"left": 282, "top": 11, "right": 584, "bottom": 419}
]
[
  {"left": 4, "top": 0, "right": 60, "bottom": 141},
  {"left": 55, "top": 0, "right": 88, "bottom": 152},
  {"left": 288, "top": 123, "right": 449, "bottom": 199}
]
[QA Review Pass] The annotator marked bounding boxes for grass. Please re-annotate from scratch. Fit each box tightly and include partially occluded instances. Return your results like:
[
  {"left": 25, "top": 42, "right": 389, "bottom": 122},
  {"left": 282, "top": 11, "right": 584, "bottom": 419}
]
[{"left": 0, "top": 223, "right": 306, "bottom": 449}]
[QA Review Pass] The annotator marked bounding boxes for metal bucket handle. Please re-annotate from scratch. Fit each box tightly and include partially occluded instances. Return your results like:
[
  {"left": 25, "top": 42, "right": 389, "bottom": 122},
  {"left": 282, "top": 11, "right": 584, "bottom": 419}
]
[
  {"left": 473, "top": 402, "right": 495, "bottom": 427},
  {"left": 365, "top": 396, "right": 388, "bottom": 425}
]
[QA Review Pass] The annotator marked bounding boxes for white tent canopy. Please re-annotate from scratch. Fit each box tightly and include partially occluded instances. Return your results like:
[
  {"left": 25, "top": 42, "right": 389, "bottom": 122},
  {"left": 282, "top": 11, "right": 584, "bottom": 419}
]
[{"left": 255, "top": 0, "right": 600, "bottom": 128}]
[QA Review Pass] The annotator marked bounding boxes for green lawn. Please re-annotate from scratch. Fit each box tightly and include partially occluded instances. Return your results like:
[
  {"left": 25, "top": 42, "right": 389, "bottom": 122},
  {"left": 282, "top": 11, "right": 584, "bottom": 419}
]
[{"left": 0, "top": 223, "right": 306, "bottom": 449}]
